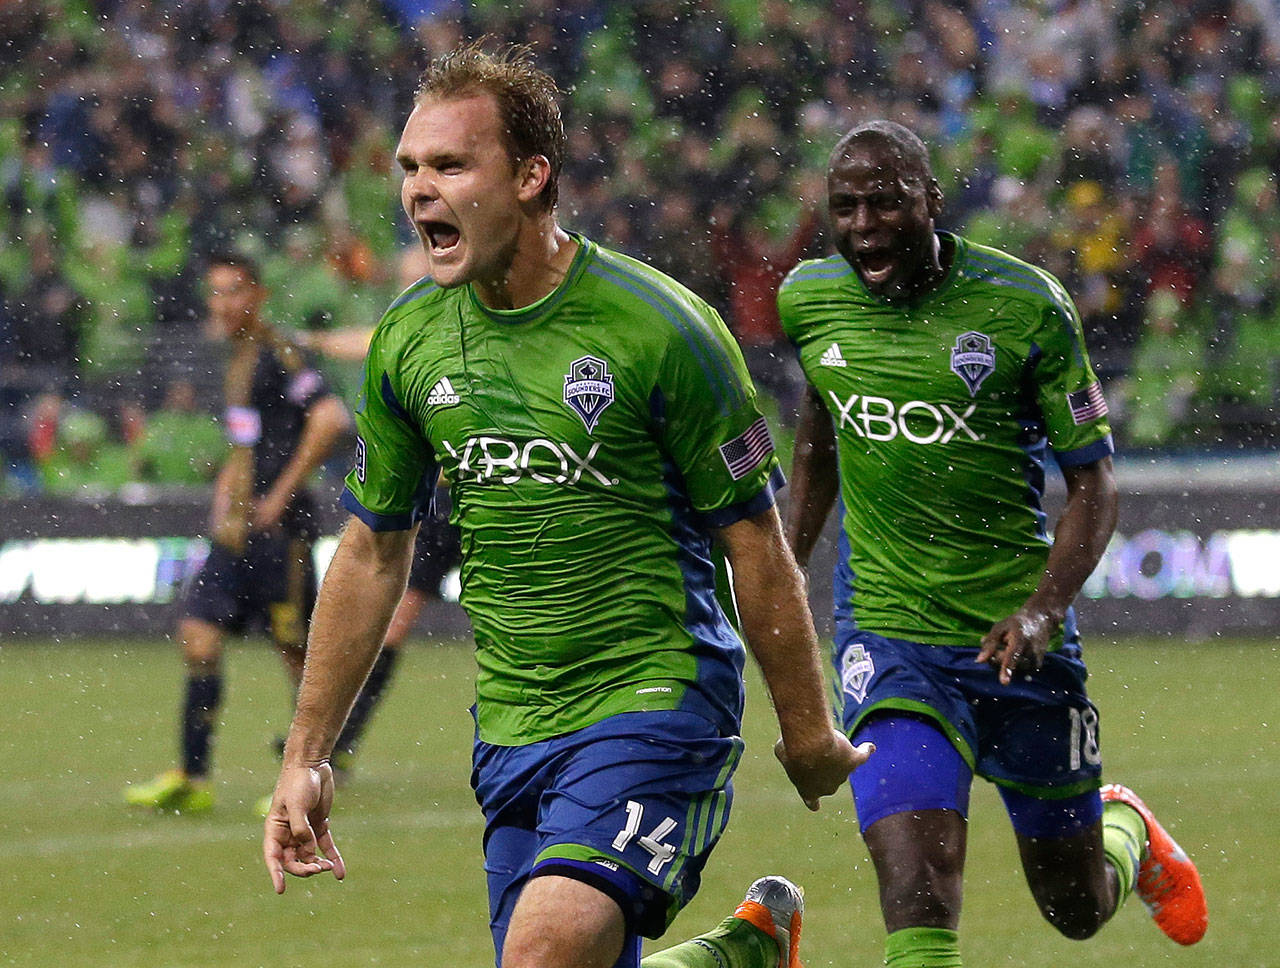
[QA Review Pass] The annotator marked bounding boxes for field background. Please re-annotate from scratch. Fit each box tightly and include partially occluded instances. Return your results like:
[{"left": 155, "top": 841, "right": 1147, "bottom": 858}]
[{"left": 2, "top": 636, "right": 1275, "bottom": 967}]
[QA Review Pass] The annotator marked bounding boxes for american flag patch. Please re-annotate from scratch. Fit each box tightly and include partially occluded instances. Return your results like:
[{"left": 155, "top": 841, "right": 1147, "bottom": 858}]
[
  {"left": 719, "top": 416, "right": 775, "bottom": 480},
  {"left": 1067, "top": 382, "right": 1109, "bottom": 425}
]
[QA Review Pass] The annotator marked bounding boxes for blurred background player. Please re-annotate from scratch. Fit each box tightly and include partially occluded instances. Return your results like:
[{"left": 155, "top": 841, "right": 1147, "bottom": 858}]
[
  {"left": 125, "top": 252, "right": 351, "bottom": 814},
  {"left": 781, "top": 121, "right": 1207, "bottom": 968},
  {"left": 263, "top": 42, "right": 868, "bottom": 968}
]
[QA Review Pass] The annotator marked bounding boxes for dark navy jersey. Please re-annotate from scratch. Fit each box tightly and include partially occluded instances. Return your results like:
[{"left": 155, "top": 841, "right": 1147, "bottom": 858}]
[{"left": 250, "top": 342, "right": 331, "bottom": 534}]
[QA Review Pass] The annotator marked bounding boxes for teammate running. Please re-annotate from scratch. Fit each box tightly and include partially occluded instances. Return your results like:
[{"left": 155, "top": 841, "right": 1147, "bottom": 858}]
[
  {"left": 262, "top": 43, "right": 869, "bottom": 968},
  {"left": 780, "top": 120, "right": 1208, "bottom": 968}
]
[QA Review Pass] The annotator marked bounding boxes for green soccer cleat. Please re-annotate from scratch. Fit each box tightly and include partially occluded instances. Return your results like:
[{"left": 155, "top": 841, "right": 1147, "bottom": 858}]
[{"left": 124, "top": 769, "right": 213, "bottom": 814}]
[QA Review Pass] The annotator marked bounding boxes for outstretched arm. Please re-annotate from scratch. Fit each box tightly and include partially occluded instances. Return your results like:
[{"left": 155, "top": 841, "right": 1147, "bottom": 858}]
[
  {"left": 717, "top": 506, "right": 872, "bottom": 811},
  {"left": 263, "top": 515, "right": 416, "bottom": 894},
  {"left": 784, "top": 384, "right": 839, "bottom": 569},
  {"left": 977, "top": 456, "right": 1118, "bottom": 684}
]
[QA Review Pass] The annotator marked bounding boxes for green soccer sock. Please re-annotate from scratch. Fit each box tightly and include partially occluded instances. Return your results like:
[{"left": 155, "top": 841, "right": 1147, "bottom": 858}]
[
  {"left": 1102, "top": 800, "right": 1147, "bottom": 904},
  {"left": 884, "top": 926, "right": 962, "bottom": 968},
  {"left": 641, "top": 915, "right": 777, "bottom": 968}
]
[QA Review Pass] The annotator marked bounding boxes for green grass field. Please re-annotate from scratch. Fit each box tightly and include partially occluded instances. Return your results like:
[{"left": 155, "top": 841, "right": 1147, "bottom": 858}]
[{"left": 2, "top": 636, "right": 1275, "bottom": 967}]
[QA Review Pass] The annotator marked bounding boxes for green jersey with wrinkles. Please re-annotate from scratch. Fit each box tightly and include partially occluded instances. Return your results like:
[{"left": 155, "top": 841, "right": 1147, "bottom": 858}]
[
  {"left": 778, "top": 233, "right": 1113, "bottom": 649},
  {"left": 343, "top": 235, "right": 782, "bottom": 745}
]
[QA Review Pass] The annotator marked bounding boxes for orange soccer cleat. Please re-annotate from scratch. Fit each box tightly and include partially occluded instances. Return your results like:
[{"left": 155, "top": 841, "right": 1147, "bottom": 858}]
[
  {"left": 733, "top": 875, "right": 805, "bottom": 968},
  {"left": 1101, "top": 783, "right": 1208, "bottom": 945}
]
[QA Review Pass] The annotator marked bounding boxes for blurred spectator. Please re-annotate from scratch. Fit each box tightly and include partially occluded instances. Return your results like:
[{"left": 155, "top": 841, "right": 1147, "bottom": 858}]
[
  {"left": 37, "top": 407, "right": 133, "bottom": 498},
  {"left": 3, "top": 0, "right": 1278, "bottom": 469},
  {"left": 130, "top": 380, "right": 225, "bottom": 487}
]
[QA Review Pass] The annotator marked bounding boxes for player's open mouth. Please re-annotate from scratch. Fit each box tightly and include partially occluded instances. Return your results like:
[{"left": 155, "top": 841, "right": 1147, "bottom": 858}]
[
  {"left": 423, "top": 220, "right": 461, "bottom": 255},
  {"left": 856, "top": 250, "right": 896, "bottom": 284}
]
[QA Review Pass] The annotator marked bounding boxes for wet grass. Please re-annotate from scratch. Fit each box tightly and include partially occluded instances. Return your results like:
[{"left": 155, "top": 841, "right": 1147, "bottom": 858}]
[{"left": 1, "top": 636, "right": 1274, "bottom": 967}]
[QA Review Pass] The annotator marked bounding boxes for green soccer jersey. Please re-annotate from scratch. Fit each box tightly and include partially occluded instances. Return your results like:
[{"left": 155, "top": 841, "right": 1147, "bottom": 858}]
[
  {"left": 778, "top": 233, "right": 1113, "bottom": 649},
  {"left": 343, "top": 235, "right": 782, "bottom": 745}
]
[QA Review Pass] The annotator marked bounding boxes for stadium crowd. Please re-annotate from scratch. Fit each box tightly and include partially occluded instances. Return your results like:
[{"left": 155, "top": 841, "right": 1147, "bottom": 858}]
[{"left": 2, "top": 0, "right": 1278, "bottom": 496}]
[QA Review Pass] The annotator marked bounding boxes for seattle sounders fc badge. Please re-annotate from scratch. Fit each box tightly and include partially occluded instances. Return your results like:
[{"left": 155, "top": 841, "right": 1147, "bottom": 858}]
[
  {"left": 564, "top": 355, "right": 615, "bottom": 432},
  {"left": 949, "top": 331, "right": 996, "bottom": 397}
]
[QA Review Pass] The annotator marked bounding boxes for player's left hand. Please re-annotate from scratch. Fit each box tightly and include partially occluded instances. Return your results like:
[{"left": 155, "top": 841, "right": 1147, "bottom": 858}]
[
  {"left": 263, "top": 763, "right": 345, "bottom": 894},
  {"left": 976, "top": 607, "right": 1056, "bottom": 685}
]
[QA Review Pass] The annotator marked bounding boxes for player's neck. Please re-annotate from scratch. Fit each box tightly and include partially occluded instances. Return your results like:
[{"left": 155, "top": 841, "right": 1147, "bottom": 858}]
[{"left": 472, "top": 221, "right": 578, "bottom": 311}]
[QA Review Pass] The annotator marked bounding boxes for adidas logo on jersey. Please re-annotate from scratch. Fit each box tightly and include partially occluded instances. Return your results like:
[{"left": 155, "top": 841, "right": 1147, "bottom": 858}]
[
  {"left": 820, "top": 342, "right": 847, "bottom": 367},
  {"left": 427, "top": 376, "right": 461, "bottom": 406}
]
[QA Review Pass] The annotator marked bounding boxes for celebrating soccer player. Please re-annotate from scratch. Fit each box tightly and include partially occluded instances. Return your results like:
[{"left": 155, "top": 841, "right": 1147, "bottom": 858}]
[
  {"left": 780, "top": 120, "right": 1208, "bottom": 967},
  {"left": 262, "top": 43, "right": 869, "bottom": 968}
]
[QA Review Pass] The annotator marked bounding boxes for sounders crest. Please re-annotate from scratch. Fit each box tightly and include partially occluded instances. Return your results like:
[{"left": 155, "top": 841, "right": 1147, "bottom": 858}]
[
  {"left": 563, "top": 355, "right": 615, "bottom": 433},
  {"left": 950, "top": 331, "right": 996, "bottom": 397}
]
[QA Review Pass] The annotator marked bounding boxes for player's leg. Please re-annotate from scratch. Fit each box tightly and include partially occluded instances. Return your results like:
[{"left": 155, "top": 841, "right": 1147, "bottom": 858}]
[
  {"left": 125, "top": 542, "right": 244, "bottom": 812},
  {"left": 265, "top": 536, "right": 312, "bottom": 692},
  {"left": 641, "top": 875, "right": 805, "bottom": 968},
  {"left": 1002, "top": 789, "right": 1115, "bottom": 939},
  {"left": 477, "top": 710, "right": 777, "bottom": 968},
  {"left": 501, "top": 875, "right": 630, "bottom": 968},
  {"left": 855, "top": 715, "right": 969, "bottom": 968},
  {"left": 834, "top": 631, "right": 975, "bottom": 967}
]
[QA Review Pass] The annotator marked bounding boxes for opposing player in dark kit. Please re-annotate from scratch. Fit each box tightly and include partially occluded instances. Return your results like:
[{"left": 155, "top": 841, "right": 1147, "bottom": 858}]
[{"left": 126, "top": 252, "right": 351, "bottom": 814}]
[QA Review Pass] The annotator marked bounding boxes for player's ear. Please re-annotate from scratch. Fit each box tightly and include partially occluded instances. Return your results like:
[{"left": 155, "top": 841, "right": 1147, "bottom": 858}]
[
  {"left": 926, "top": 178, "right": 945, "bottom": 219},
  {"left": 516, "top": 155, "right": 551, "bottom": 205}
]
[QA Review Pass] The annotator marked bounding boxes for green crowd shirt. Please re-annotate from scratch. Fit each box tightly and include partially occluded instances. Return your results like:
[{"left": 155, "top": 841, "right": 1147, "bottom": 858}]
[
  {"left": 778, "top": 233, "right": 1113, "bottom": 649},
  {"left": 343, "top": 235, "right": 783, "bottom": 745}
]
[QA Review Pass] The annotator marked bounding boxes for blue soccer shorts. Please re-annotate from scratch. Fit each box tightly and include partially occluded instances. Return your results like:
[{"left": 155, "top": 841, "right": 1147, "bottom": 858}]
[
  {"left": 835, "top": 626, "right": 1103, "bottom": 838},
  {"left": 471, "top": 710, "right": 743, "bottom": 965}
]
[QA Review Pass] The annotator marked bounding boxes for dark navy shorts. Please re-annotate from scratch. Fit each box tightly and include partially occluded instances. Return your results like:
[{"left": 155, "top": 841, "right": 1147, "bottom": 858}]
[
  {"left": 471, "top": 710, "right": 743, "bottom": 962},
  {"left": 184, "top": 533, "right": 315, "bottom": 647},
  {"left": 835, "top": 626, "right": 1103, "bottom": 804}
]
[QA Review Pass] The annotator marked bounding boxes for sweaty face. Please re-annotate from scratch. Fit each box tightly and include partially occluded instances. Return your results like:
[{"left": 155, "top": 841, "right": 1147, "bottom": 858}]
[
  {"left": 828, "top": 142, "right": 942, "bottom": 302},
  {"left": 205, "top": 265, "right": 262, "bottom": 338},
  {"left": 396, "top": 95, "right": 528, "bottom": 290}
]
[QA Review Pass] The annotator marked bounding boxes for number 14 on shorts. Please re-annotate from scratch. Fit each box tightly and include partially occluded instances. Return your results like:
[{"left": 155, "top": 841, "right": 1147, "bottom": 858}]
[{"left": 612, "top": 800, "right": 679, "bottom": 874}]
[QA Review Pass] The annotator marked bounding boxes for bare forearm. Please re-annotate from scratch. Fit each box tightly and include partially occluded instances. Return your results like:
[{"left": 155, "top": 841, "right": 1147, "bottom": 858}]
[
  {"left": 1028, "top": 460, "right": 1118, "bottom": 620},
  {"left": 785, "top": 386, "right": 838, "bottom": 566},
  {"left": 728, "top": 512, "right": 833, "bottom": 755},
  {"left": 284, "top": 522, "right": 412, "bottom": 766}
]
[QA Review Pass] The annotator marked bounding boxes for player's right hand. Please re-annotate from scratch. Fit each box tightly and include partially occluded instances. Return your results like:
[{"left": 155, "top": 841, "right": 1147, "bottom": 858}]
[
  {"left": 773, "top": 728, "right": 874, "bottom": 812},
  {"left": 263, "top": 763, "right": 345, "bottom": 894}
]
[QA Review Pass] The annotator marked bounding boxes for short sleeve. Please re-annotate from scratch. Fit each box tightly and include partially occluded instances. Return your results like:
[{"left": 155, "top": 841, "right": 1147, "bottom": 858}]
[
  {"left": 340, "top": 327, "right": 436, "bottom": 530},
  {"left": 1031, "top": 282, "right": 1115, "bottom": 469},
  {"left": 653, "top": 305, "right": 784, "bottom": 528}
]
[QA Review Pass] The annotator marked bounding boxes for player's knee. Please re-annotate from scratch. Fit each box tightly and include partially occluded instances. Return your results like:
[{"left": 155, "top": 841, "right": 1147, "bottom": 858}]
[{"left": 1038, "top": 897, "right": 1108, "bottom": 940}]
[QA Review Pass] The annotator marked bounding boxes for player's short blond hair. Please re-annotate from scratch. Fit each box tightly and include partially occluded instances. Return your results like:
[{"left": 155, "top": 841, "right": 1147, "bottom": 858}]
[{"left": 415, "top": 41, "right": 565, "bottom": 211}]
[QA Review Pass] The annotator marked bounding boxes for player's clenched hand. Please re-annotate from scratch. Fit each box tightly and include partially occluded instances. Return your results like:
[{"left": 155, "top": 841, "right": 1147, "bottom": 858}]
[
  {"left": 263, "top": 763, "right": 345, "bottom": 895},
  {"left": 773, "top": 728, "right": 874, "bottom": 812},
  {"left": 977, "top": 607, "right": 1056, "bottom": 685}
]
